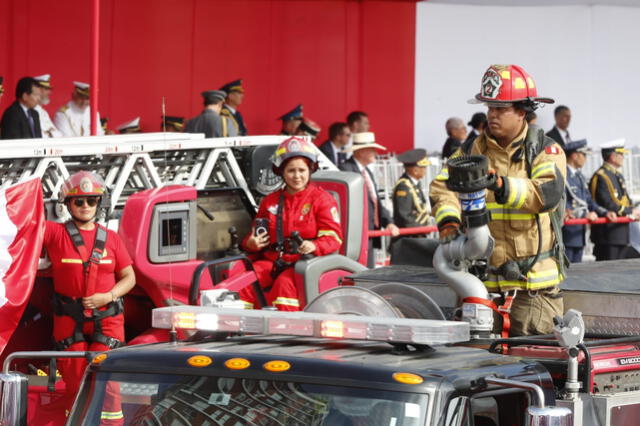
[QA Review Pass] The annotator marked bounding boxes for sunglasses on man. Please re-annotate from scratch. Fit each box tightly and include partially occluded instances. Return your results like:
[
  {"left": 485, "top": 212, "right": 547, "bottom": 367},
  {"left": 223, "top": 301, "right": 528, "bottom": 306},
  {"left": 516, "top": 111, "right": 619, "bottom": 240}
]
[{"left": 73, "top": 197, "right": 100, "bottom": 207}]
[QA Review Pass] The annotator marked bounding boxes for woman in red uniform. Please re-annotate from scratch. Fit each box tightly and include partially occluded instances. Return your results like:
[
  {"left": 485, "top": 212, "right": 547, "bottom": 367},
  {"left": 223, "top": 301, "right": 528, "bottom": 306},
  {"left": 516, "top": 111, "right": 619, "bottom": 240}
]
[
  {"left": 239, "top": 137, "right": 343, "bottom": 310},
  {"left": 43, "top": 171, "right": 135, "bottom": 417}
]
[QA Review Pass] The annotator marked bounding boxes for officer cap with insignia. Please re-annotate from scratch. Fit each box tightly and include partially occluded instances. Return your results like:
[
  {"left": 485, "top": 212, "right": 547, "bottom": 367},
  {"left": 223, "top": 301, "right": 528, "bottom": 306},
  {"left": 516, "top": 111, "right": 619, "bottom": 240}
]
[
  {"left": 600, "top": 138, "right": 630, "bottom": 160},
  {"left": 298, "top": 118, "right": 321, "bottom": 138},
  {"left": 201, "top": 90, "right": 226, "bottom": 105},
  {"left": 219, "top": 79, "right": 244, "bottom": 94},
  {"left": 162, "top": 115, "right": 185, "bottom": 130},
  {"left": 73, "top": 81, "right": 90, "bottom": 97},
  {"left": 117, "top": 117, "right": 141, "bottom": 134},
  {"left": 34, "top": 74, "right": 52, "bottom": 89},
  {"left": 279, "top": 104, "right": 303, "bottom": 122},
  {"left": 0, "top": 76, "right": 4, "bottom": 94},
  {"left": 397, "top": 148, "right": 430, "bottom": 167},
  {"left": 564, "top": 139, "right": 591, "bottom": 156}
]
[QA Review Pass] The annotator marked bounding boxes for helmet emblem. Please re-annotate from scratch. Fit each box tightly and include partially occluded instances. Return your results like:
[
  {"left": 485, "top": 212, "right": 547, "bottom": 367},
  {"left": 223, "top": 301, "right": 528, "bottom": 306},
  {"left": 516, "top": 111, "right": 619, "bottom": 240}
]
[
  {"left": 79, "top": 177, "right": 93, "bottom": 193},
  {"left": 481, "top": 68, "right": 503, "bottom": 100},
  {"left": 288, "top": 139, "right": 301, "bottom": 153}
]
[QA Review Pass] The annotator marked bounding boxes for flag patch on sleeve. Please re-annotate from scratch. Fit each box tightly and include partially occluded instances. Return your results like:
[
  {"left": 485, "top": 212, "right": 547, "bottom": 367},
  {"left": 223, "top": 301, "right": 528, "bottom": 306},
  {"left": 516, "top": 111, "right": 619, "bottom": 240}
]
[{"left": 545, "top": 146, "right": 561, "bottom": 155}]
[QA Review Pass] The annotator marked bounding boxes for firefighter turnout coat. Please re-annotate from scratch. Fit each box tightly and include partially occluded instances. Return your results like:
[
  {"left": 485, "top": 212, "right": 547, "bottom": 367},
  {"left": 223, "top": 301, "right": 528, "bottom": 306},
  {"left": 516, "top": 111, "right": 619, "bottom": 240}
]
[{"left": 430, "top": 124, "right": 567, "bottom": 292}]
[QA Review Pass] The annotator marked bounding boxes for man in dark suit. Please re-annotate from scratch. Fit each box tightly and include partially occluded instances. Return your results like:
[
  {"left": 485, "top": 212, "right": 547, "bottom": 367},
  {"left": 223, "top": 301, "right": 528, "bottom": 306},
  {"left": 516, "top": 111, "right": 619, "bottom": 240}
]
[
  {"left": 589, "top": 139, "right": 640, "bottom": 260},
  {"left": 220, "top": 79, "right": 247, "bottom": 136},
  {"left": 441, "top": 117, "right": 467, "bottom": 160},
  {"left": 546, "top": 105, "right": 571, "bottom": 149},
  {"left": 464, "top": 112, "right": 486, "bottom": 146},
  {"left": 339, "top": 132, "right": 399, "bottom": 267},
  {"left": 318, "top": 122, "right": 350, "bottom": 166},
  {"left": 1, "top": 76, "right": 42, "bottom": 140},
  {"left": 562, "top": 140, "right": 615, "bottom": 263}
]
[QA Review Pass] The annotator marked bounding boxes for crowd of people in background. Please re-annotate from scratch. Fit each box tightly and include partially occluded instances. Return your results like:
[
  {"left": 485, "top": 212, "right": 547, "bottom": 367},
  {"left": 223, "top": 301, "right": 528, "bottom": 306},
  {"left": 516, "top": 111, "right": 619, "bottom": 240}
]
[{"left": 0, "top": 73, "right": 637, "bottom": 265}]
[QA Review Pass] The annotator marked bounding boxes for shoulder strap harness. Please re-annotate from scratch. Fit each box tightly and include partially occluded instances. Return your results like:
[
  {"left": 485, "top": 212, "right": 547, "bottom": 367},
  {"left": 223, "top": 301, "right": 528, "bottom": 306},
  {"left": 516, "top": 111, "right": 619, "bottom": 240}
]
[{"left": 54, "top": 222, "right": 123, "bottom": 350}]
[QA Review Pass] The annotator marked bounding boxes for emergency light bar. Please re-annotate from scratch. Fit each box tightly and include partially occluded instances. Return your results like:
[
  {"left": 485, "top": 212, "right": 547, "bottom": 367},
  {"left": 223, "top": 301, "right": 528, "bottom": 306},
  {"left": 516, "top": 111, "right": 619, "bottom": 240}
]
[{"left": 152, "top": 306, "right": 470, "bottom": 346}]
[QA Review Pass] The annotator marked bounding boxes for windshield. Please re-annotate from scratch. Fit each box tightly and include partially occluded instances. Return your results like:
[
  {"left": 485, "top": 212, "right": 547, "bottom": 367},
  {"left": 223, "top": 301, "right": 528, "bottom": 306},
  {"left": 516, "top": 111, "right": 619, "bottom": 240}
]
[{"left": 71, "top": 371, "right": 429, "bottom": 425}]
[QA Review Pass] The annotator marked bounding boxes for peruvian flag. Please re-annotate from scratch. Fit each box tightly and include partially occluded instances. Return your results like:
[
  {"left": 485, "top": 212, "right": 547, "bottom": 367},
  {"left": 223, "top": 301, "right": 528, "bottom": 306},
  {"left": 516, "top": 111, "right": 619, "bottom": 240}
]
[{"left": 0, "top": 177, "right": 45, "bottom": 353}]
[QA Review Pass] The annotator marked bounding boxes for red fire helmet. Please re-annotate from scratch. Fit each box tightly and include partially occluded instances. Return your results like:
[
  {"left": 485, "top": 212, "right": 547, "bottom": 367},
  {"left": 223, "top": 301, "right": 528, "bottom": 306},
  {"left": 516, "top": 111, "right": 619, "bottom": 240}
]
[
  {"left": 271, "top": 136, "right": 319, "bottom": 176},
  {"left": 469, "top": 64, "right": 554, "bottom": 109},
  {"left": 60, "top": 171, "right": 106, "bottom": 200}
]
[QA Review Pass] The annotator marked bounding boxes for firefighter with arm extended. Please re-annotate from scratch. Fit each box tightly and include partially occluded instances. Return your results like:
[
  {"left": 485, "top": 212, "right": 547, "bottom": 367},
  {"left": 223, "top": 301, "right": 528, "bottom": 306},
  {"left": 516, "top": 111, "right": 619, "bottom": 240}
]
[
  {"left": 42, "top": 171, "right": 135, "bottom": 418},
  {"left": 430, "top": 64, "right": 566, "bottom": 336},
  {"left": 239, "top": 137, "right": 343, "bottom": 311}
]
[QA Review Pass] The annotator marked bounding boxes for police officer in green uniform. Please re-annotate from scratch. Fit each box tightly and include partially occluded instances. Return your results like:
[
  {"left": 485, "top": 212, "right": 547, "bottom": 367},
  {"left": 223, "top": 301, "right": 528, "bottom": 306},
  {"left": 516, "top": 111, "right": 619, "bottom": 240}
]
[
  {"left": 589, "top": 139, "right": 640, "bottom": 260},
  {"left": 392, "top": 149, "right": 431, "bottom": 232}
]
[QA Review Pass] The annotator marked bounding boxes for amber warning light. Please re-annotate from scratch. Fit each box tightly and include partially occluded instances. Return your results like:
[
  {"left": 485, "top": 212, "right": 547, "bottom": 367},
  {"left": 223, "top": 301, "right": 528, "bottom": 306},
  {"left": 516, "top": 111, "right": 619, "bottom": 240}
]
[{"left": 151, "top": 306, "right": 470, "bottom": 346}]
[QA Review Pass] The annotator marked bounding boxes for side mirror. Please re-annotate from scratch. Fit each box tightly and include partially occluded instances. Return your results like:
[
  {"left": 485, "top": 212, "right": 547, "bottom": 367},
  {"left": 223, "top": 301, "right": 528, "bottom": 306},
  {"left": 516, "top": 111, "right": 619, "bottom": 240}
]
[
  {"left": 526, "top": 406, "right": 572, "bottom": 426},
  {"left": 0, "top": 372, "right": 28, "bottom": 426}
]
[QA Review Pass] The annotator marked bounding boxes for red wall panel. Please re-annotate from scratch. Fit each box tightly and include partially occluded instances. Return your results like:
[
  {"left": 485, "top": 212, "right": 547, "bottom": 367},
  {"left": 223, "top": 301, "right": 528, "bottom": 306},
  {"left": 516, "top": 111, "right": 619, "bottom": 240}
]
[{"left": 0, "top": 0, "right": 416, "bottom": 153}]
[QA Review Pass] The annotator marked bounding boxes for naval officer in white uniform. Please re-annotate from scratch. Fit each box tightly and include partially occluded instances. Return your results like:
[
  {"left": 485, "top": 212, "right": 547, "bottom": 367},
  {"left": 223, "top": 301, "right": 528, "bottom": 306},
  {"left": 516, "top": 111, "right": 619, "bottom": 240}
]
[
  {"left": 54, "top": 81, "right": 104, "bottom": 137},
  {"left": 34, "top": 74, "right": 62, "bottom": 138}
]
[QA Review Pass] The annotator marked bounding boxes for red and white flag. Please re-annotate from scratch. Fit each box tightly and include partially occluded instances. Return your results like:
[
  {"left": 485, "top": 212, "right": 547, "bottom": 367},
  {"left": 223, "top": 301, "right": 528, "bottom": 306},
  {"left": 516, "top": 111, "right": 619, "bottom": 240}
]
[{"left": 0, "top": 177, "right": 45, "bottom": 353}]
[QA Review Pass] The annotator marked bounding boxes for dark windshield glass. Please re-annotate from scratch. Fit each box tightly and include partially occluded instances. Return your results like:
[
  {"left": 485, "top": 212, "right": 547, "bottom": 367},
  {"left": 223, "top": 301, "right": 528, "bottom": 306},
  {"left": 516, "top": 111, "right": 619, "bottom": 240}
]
[{"left": 72, "top": 372, "right": 428, "bottom": 425}]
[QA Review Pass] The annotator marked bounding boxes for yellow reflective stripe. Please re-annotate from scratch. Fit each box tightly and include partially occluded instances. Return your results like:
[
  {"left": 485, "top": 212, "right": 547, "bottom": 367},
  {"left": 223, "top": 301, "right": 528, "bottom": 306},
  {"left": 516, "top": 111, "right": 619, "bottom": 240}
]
[
  {"left": 490, "top": 213, "right": 536, "bottom": 220},
  {"left": 239, "top": 300, "right": 254, "bottom": 309},
  {"left": 61, "top": 259, "right": 82, "bottom": 264},
  {"left": 531, "top": 162, "right": 555, "bottom": 179},
  {"left": 487, "top": 202, "right": 535, "bottom": 220},
  {"left": 317, "top": 230, "right": 342, "bottom": 245},
  {"left": 273, "top": 297, "right": 300, "bottom": 307},
  {"left": 435, "top": 205, "right": 460, "bottom": 224},
  {"left": 435, "top": 167, "right": 449, "bottom": 181},
  {"left": 505, "top": 177, "right": 527, "bottom": 209},
  {"left": 484, "top": 267, "right": 560, "bottom": 290},
  {"left": 100, "top": 411, "right": 124, "bottom": 420}
]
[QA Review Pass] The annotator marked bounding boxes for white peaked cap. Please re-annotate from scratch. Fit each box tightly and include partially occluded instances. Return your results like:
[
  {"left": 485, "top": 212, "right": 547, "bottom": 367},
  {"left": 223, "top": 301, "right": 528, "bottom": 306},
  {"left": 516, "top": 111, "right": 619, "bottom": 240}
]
[
  {"left": 34, "top": 74, "right": 51, "bottom": 82},
  {"left": 116, "top": 117, "right": 141, "bottom": 131},
  {"left": 73, "top": 81, "right": 90, "bottom": 89}
]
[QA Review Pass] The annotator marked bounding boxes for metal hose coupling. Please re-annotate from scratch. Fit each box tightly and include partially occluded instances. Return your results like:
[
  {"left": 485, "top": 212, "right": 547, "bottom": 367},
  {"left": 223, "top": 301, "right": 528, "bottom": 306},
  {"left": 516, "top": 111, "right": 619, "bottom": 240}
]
[{"left": 434, "top": 155, "right": 496, "bottom": 335}]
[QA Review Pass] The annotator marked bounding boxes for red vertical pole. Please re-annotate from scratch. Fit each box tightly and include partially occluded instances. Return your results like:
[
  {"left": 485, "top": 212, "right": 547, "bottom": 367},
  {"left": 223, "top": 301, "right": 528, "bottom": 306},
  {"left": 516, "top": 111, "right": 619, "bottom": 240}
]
[{"left": 90, "top": 0, "right": 100, "bottom": 136}]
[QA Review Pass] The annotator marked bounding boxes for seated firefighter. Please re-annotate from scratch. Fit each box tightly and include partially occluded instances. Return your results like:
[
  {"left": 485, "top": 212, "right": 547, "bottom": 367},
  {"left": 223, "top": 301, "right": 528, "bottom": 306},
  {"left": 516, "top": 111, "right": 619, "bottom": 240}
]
[{"left": 239, "top": 137, "right": 343, "bottom": 311}]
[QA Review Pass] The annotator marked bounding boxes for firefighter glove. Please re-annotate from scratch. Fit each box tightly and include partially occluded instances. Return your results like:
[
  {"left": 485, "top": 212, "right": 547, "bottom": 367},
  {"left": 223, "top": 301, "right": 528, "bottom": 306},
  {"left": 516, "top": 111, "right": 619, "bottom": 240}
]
[
  {"left": 487, "top": 168, "right": 506, "bottom": 199},
  {"left": 438, "top": 221, "right": 462, "bottom": 244}
]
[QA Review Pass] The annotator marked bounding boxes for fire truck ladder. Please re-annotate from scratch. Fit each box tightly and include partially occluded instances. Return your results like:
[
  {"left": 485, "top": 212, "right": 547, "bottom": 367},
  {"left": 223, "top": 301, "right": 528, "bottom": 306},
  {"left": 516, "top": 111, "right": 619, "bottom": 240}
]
[{"left": 0, "top": 133, "right": 334, "bottom": 216}]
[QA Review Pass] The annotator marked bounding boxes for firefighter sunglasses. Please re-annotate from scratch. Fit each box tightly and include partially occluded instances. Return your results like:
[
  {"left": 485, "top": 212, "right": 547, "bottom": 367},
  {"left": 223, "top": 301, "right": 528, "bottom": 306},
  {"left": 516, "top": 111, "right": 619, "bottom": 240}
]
[{"left": 73, "top": 197, "right": 100, "bottom": 207}]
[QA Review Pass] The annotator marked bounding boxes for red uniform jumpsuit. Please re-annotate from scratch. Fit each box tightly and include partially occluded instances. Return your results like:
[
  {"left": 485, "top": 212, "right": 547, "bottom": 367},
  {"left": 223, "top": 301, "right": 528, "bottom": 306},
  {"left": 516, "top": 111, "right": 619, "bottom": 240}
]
[
  {"left": 43, "top": 221, "right": 132, "bottom": 422},
  {"left": 240, "top": 183, "right": 343, "bottom": 310}
]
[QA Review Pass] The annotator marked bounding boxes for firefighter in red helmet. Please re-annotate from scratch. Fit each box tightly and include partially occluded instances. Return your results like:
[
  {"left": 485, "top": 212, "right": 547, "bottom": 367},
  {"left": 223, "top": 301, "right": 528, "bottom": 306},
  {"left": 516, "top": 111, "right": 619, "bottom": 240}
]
[
  {"left": 430, "top": 64, "right": 567, "bottom": 336},
  {"left": 42, "top": 171, "right": 135, "bottom": 419},
  {"left": 238, "top": 137, "right": 343, "bottom": 311}
]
